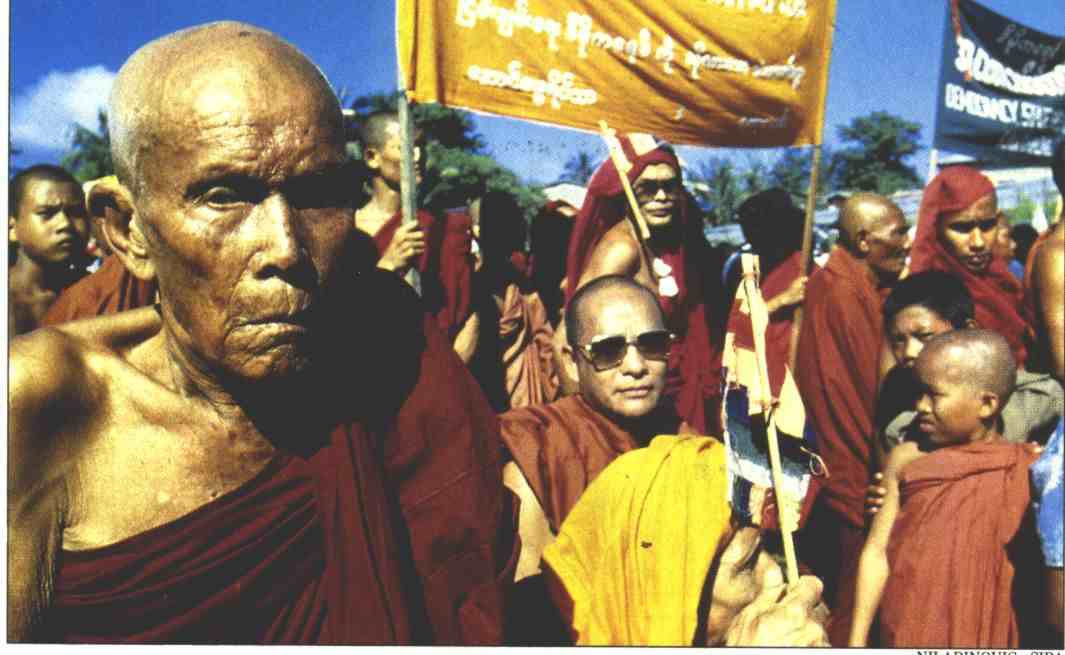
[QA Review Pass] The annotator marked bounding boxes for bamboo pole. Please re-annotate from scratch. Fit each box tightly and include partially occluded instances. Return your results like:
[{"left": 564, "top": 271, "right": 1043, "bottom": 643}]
[
  {"left": 786, "top": 145, "right": 822, "bottom": 372},
  {"left": 742, "top": 254, "right": 800, "bottom": 586},
  {"left": 398, "top": 91, "right": 422, "bottom": 296}
]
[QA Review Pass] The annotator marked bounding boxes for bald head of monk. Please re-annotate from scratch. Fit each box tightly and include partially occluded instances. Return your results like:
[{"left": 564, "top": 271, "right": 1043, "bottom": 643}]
[
  {"left": 837, "top": 193, "right": 910, "bottom": 285},
  {"left": 913, "top": 328, "right": 1016, "bottom": 446},
  {"left": 358, "top": 110, "right": 423, "bottom": 190},
  {"left": 100, "top": 22, "right": 355, "bottom": 386},
  {"left": 564, "top": 275, "right": 670, "bottom": 425}
]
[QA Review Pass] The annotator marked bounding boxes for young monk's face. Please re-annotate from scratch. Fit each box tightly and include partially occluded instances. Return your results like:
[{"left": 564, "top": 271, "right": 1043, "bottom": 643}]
[
  {"left": 938, "top": 193, "right": 998, "bottom": 274},
  {"left": 135, "top": 56, "right": 354, "bottom": 383},
  {"left": 10, "top": 178, "right": 89, "bottom": 266},
  {"left": 913, "top": 349, "right": 984, "bottom": 445},
  {"left": 888, "top": 304, "right": 955, "bottom": 368}
]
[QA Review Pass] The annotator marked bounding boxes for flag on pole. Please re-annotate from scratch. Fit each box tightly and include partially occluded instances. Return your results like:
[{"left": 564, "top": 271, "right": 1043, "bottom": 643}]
[{"left": 721, "top": 254, "right": 824, "bottom": 531}]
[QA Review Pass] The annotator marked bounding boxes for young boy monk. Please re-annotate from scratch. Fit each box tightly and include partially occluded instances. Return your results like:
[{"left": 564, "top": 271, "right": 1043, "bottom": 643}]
[{"left": 850, "top": 328, "right": 1041, "bottom": 648}]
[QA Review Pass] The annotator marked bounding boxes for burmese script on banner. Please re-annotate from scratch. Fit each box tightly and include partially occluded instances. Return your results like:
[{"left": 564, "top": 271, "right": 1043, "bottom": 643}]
[
  {"left": 397, "top": 0, "right": 836, "bottom": 148},
  {"left": 932, "top": 0, "right": 1064, "bottom": 164}
]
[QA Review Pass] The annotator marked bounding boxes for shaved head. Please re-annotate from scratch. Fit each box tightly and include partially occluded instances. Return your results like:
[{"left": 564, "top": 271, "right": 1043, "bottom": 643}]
[
  {"left": 109, "top": 21, "right": 342, "bottom": 199},
  {"left": 918, "top": 328, "right": 1016, "bottom": 400},
  {"left": 359, "top": 111, "right": 399, "bottom": 152},
  {"left": 838, "top": 193, "right": 903, "bottom": 249},
  {"left": 566, "top": 275, "right": 663, "bottom": 347}
]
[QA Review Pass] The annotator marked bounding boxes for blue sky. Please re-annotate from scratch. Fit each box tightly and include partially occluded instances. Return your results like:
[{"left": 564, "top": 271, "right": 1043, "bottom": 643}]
[{"left": 8, "top": 0, "right": 1061, "bottom": 187}]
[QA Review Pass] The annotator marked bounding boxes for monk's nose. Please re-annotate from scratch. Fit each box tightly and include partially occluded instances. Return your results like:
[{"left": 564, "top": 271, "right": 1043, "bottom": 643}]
[
  {"left": 253, "top": 194, "right": 302, "bottom": 278},
  {"left": 619, "top": 343, "right": 649, "bottom": 376},
  {"left": 902, "top": 337, "right": 923, "bottom": 365},
  {"left": 969, "top": 228, "right": 986, "bottom": 251}
]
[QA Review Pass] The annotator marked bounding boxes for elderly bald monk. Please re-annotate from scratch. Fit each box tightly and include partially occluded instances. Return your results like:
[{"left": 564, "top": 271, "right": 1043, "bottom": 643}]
[
  {"left": 8, "top": 23, "right": 507, "bottom": 644},
  {"left": 793, "top": 192, "right": 909, "bottom": 644}
]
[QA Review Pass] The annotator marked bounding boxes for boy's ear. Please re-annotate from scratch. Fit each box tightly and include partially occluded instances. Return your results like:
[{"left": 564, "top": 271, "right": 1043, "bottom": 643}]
[
  {"left": 90, "top": 178, "right": 155, "bottom": 282},
  {"left": 977, "top": 390, "right": 1001, "bottom": 421},
  {"left": 363, "top": 146, "right": 381, "bottom": 172},
  {"left": 856, "top": 229, "right": 871, "bottom": 255},
  {"left": 964, "top": 318, "right": 979, "bottom": 329},
  {"left": 9, "top": 215, "right": 18, "bottom": 244}
]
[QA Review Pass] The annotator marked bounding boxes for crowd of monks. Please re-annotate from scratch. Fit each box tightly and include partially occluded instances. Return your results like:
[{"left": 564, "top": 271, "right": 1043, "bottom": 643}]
[{"left": 7, "top": 21, "right": 1065, "bottom": 648}]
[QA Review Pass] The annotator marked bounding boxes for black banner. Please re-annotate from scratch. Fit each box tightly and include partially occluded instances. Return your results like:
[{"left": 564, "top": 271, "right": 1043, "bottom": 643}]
[{"left": 932, "top": 0, "right": 1064, "bottom": 165}]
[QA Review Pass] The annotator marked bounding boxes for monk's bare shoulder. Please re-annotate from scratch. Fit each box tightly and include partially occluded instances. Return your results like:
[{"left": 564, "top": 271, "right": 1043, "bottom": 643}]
[
  {"left": 9, "top": 310, "right": 161, "bottom": 494},
  {"left": 578, "top": 222, "right": 642, "bottom": 288},
  {"left": 883, "top": 440, "right": 923, "bottom": 482},
  {"left": 8, "top": 329, "right": 104, "bottom": 494}
]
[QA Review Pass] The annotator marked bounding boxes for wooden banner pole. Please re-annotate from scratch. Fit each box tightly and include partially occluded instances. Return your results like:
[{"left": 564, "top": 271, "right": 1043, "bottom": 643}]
[
  {"left": 786, "top": 145, "right": 823, "bottom": 372},
  {"left": 397, "top": 90, "right": 422, "bottom": 296},
  {"left": 742, "top": 254, "right": 800, "bottom": 587}
]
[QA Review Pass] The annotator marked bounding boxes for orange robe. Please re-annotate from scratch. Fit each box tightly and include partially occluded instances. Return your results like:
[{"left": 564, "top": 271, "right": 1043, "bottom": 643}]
[
  {"left": 41, "top": 255, "right": 156, "bottom": 325},
  {"left": 499, "top": 284, "right": 559, "bottom": 409},
  {"left": 48, "top": 271, "right": 506, "bottom": 644},
  {"left": 879, "top": 441, "right": 1039, "bottom": 648}
]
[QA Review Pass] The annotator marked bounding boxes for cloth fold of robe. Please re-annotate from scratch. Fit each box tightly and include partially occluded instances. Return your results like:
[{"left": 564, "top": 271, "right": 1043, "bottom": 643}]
[
  {"left": 911, "top": 166, "right": 1031, "bottom": 363},
  {"left": 371, "top": 208, "right": 473, "bottom": 339},
  {"left": 48, "top": 271, "right": 506, "bottom": 644},
  {"left": 41, "top": 255, "right": 156, "bottom": 326},
  {"left": 879, "top": 441, "right": 1039, "bottom": 648},
  {"left": 499, "top": 395, "right": 644, "bottom": 533},
  {"left": 541, "top": 435, "right": 732, "bottom": 645},
  {"left": 563, "top": 136, "right": 723, "bottom": 435},
  {"left": 499, "top": 284, "right": 559, "bottom": 409}
]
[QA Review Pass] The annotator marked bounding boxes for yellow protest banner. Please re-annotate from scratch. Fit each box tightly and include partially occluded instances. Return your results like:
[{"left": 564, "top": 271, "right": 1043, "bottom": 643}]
[{"left": 398, "top": 0, "right": 836, "bottom": 147}]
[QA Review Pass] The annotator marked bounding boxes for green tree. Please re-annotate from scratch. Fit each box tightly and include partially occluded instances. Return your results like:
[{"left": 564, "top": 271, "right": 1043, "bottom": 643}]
[
  {"left": 830, "top": 111, "right": 921, "bottom": 195},
  {"left": 741, "top": 158, "right": 769, "bottom": 196},
  {"left": 559, "top": 149, "right": 598, "bottom": 185},
  {"left": 690, "top": 157, "right": 744, "bottom": 226},
  {"left": 769, "top": 145, "right": 834, "bottom": 208},
  {"left": 60, "top": 110, "right": 113, "bottom": 183}
]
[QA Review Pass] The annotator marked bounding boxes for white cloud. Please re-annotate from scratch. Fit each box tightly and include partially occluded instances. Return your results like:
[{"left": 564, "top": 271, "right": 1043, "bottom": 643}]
[{"left": 11, "top": 65, "right": 116, "bottom": 151}]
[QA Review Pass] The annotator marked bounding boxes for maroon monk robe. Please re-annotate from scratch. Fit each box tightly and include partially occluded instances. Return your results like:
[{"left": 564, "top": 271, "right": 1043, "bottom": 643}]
[
  {"left": 371, "top": 208, "right": 473, "bottom": 340},
  {"left": 794, "top": 246, "right": 886, "bottom": 645},
  {"left": 41, "top": 255, "right": 156, "bottom": 325},
  {"left": 500, "top": 395, "right": 676, "bottom": 532},
  {"left": 879, "top": 441, "right": 1038, "bottom": 648},
  {"left": 48, "top": 271, "right": 506, "bottom": 644}
]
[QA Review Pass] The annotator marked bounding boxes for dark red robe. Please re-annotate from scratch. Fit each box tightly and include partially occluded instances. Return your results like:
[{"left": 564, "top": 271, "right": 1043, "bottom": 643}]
[
  {"left": 47, "top": 272, "right": 506, "bottom": 644},
  {"left": 879, "top": 441, "right": 1038, "bottom": 648},
  {"left": 371, "top": 209, "right": 473, "bottom": 339},
  {"left": 793, "top": 246, "right": 886, "bottom": 644},
  {"left": 41, "top": 255, "right": 156, "bottom": 326}
]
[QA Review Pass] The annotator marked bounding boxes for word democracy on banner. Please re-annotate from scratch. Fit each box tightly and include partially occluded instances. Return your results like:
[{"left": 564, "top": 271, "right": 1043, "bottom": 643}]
[{"left": 933, "top": 0, "right": 1063, "bottom": 164}]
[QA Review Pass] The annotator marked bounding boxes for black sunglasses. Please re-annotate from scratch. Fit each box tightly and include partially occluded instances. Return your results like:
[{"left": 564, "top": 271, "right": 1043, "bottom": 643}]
[
  {"left": 577, "top": 330, "right": 675, "bottom": 371},
  {"left": 633, "top": 178, "right": 681, "bottom": 200}
]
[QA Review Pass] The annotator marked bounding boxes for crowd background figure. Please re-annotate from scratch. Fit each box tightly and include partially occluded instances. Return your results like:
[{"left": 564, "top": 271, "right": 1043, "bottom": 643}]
[{"left": 7, "top": 22, "right": 1065, "bottom": 646}]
